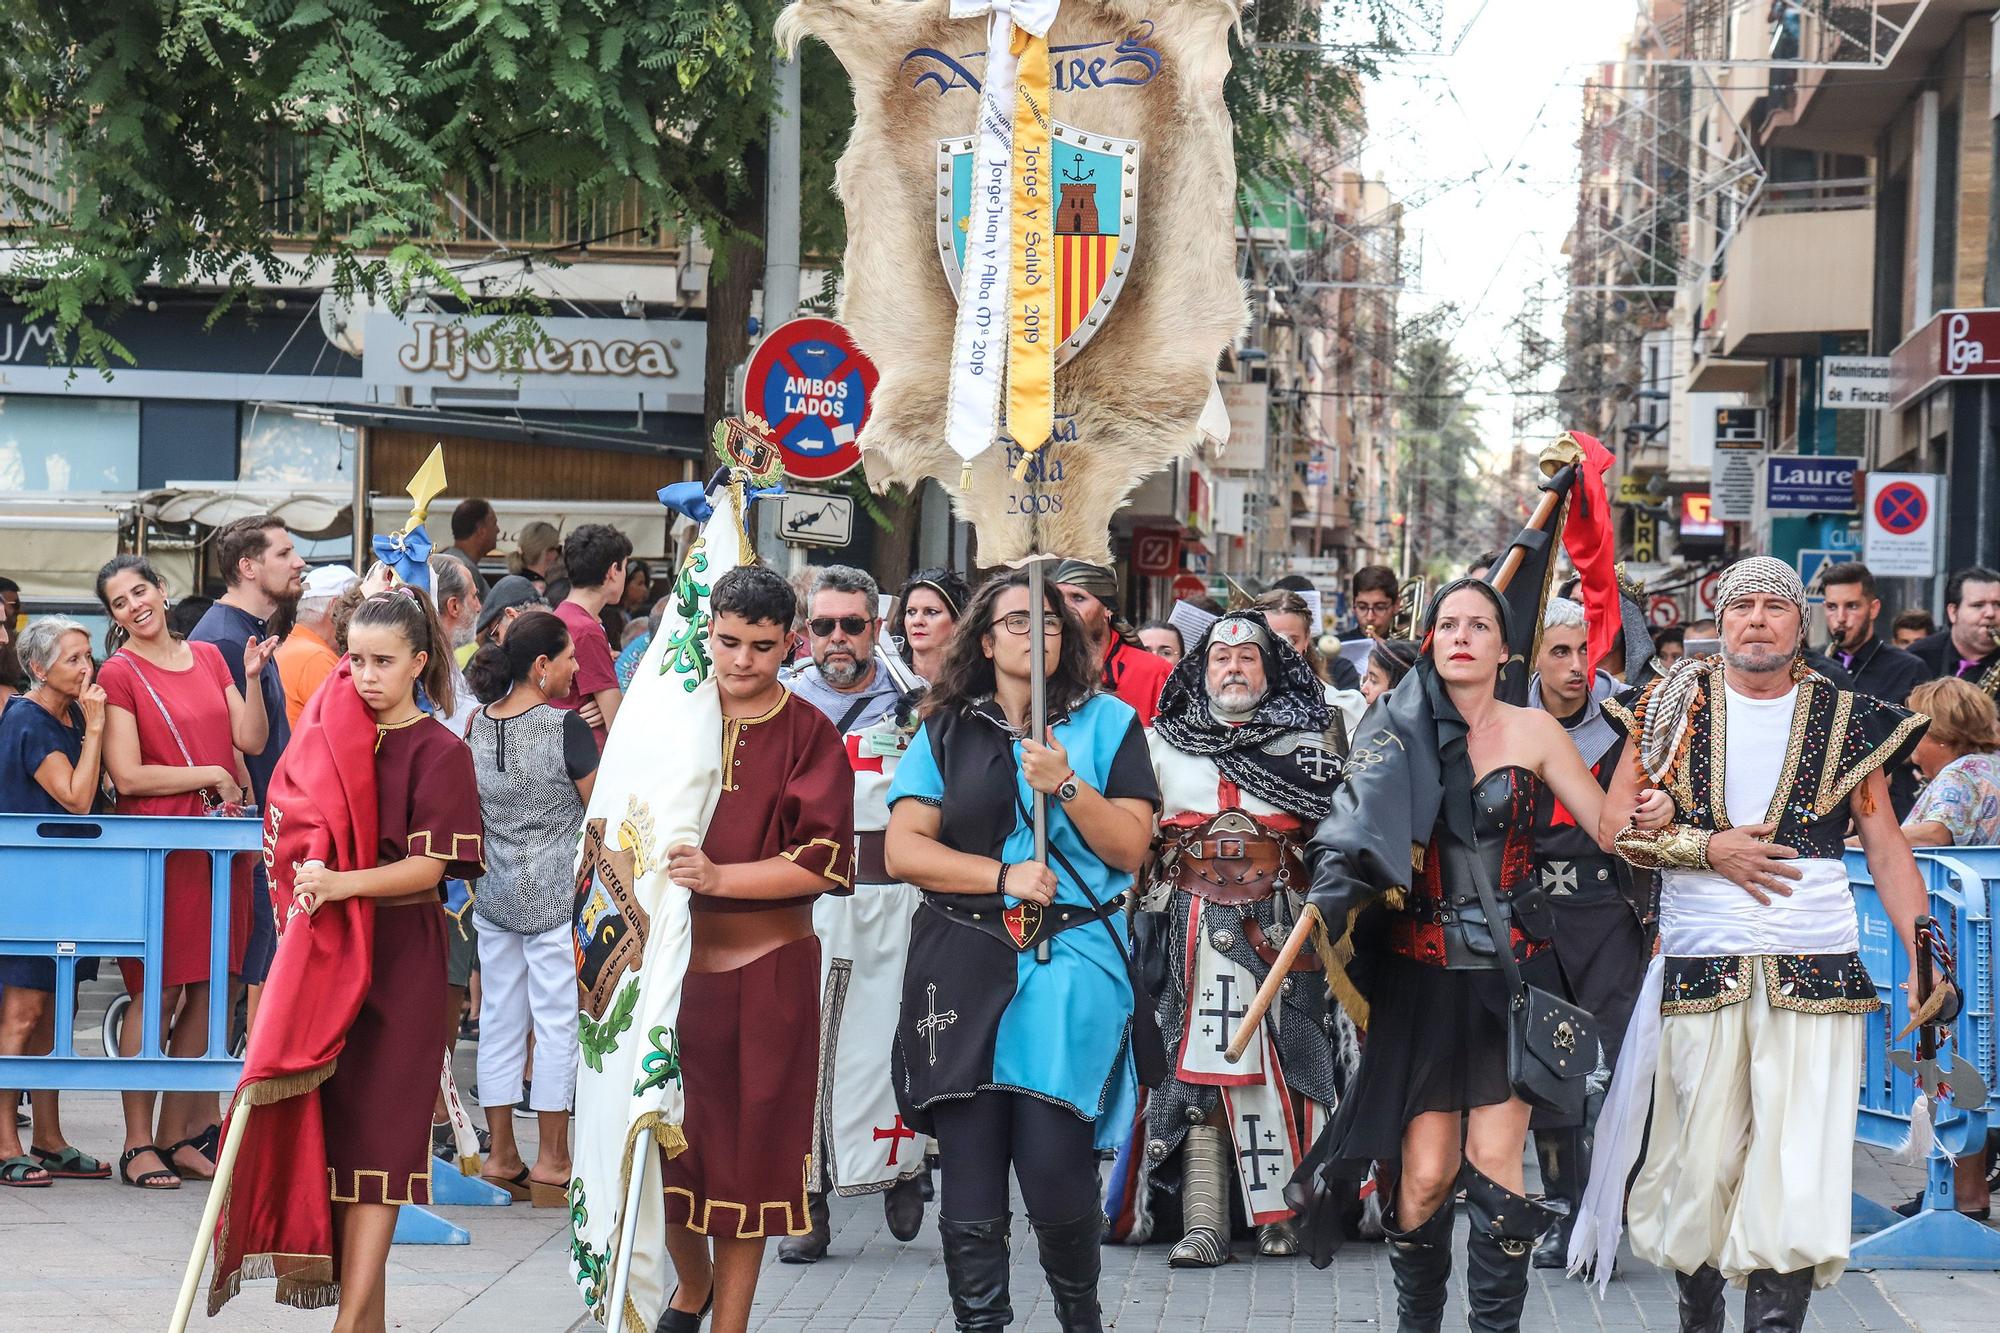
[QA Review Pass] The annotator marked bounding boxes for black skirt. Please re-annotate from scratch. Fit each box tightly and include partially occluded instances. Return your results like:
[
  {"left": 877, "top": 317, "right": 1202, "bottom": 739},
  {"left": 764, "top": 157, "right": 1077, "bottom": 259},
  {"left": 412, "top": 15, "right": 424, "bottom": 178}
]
[{"left": 1317, "top": 948, "right": 1564, "bottom": 1170}]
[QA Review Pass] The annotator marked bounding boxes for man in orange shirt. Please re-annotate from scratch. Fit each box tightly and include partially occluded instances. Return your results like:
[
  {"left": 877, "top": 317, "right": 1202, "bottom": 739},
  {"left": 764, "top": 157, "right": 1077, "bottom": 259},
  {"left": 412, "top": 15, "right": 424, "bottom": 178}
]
[
  {"left": 276, "top": 564, "right": 356, "bottom": 726},
  {"left": 1053, "top": 559, "right": 1171, "bottom": 726}
]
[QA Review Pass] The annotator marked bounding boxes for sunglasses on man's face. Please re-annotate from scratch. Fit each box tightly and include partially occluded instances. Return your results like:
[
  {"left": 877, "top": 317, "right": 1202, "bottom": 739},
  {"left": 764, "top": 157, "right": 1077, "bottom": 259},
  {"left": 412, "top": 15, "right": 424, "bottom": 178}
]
[{"left": 809, "top": 615, "right": 872, "bottom": 638}]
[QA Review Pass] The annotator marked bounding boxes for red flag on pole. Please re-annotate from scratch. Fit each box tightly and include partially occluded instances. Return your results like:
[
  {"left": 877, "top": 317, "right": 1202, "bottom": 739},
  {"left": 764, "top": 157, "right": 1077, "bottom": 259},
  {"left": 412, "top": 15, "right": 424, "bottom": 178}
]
[
  {"left": 1560, "top": 432, "right": 1621, "bottom": 676},
  {"left": 209, "top": 662, "right": 379, "bottom": 1313}
]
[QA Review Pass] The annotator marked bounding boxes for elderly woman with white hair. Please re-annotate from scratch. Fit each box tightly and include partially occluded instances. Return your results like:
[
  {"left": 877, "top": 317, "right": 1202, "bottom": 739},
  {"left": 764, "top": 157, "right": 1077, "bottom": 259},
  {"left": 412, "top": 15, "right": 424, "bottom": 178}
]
[{"left": 0, "top": 616, "right": 111, "bottom": 1186}]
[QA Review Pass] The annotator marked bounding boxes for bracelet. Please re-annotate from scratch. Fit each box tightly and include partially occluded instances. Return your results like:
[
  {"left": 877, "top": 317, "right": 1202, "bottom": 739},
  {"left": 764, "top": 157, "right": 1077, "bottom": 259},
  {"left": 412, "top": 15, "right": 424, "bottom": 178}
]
[
  {"left": 1614, "top": 823, "right": 1713, "bottom": 871},
  {"left": 996, "top": 862, "right": 1011, "bottom": 895}
]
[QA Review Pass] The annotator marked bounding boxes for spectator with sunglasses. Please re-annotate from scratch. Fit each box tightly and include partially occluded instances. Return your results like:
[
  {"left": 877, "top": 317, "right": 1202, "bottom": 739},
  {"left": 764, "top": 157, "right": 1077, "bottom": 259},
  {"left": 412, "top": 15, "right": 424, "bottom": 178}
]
[{"left": 890, "top": 567, "right": 970, "bottom": 683}]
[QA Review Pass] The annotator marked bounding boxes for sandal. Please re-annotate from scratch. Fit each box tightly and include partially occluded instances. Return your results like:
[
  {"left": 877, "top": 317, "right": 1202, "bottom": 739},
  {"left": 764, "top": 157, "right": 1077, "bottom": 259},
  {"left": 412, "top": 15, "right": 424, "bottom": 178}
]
[
  {"left": 481, "top": 1166, "right": 533, "bottom": 1202},
  {"left": 0, "top": 1155, "right": 51, "bottom": 1188},
  {"left": 118, "top": 1145, "right": 181, "bottom": 1190},
  {"left": 166, "top": 1137, "right": 217, "bottom": 1181},
  {"left": 190, "top": 1123, "right": 222, "bottom": 1160},
  {"left": 29, "top": 1146, "right": 111, "bottom": 1180}
]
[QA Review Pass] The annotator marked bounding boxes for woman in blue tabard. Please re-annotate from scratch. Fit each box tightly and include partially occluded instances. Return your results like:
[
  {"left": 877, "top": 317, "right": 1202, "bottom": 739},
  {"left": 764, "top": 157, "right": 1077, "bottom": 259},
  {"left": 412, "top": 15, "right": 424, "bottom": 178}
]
[{"left": 886, "top": 569, "right": 1160, "bottom": 1333}]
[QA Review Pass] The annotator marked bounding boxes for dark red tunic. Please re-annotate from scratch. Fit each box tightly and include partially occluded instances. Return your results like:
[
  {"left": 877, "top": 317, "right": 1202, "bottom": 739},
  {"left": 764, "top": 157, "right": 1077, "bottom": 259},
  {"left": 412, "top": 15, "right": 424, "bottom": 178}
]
[
  {"left": 321, "top": 716, "right": 483, "bottom": 1207},
  {"left": 662, "top": 690, "right": 853, "bottom": 1236}
]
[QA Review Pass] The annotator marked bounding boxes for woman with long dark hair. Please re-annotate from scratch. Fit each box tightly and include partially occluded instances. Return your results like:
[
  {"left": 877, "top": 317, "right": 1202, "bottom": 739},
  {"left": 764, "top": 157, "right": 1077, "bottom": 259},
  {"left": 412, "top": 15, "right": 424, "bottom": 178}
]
[
  {"left": 890, "top": 566, "right": 969, "bottom": 683},
  {"left": 462, "top": 610, "right": 597, "bottom": 1203},
  {"left": 1296, "top": 579, "right": 1670, "bottom": 1330},
  {"left": 884, "top": 569, "right": 1160, "bottom": 1332},
  {"left": 94, "top": 555, "right": 270, "bottom": 1190}
]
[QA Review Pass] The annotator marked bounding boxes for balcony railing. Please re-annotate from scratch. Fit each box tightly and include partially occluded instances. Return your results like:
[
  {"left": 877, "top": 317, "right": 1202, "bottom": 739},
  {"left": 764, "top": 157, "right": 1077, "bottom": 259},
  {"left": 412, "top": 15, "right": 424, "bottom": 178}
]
[
  {"left": 1758, "top": 176, "right": 1872, "bottom": 215},
  {"left": 2, "top": 127, "right": 677, "bottom": 256}
]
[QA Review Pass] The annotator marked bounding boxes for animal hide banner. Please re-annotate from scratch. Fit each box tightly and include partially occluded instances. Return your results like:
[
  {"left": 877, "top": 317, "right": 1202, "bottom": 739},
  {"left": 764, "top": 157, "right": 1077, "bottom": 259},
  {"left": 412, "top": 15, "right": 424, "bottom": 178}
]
[{"left": 778, "top": 0, "right": 1245, "bottom": 564}]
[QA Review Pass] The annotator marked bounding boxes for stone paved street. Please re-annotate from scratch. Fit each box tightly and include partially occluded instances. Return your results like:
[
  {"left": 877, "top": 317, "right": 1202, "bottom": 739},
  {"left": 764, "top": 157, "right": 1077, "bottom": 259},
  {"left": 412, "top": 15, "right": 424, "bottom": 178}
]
[
  {"left": 3, "top": 985, "right": 1997, "bottom": 1330},
  {"left": 5, "top": 1086, "right": 1999, "bottom": 1332}
]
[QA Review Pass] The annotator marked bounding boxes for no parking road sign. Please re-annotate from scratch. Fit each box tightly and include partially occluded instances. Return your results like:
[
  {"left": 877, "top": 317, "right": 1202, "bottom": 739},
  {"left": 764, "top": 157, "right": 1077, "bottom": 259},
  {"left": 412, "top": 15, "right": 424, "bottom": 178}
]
[
  {"left": 743, "top": 316, "right": 878, "bottom": 482},
  {"left": 1863, "top": 473, "right": 1943, "bottom": 577}
]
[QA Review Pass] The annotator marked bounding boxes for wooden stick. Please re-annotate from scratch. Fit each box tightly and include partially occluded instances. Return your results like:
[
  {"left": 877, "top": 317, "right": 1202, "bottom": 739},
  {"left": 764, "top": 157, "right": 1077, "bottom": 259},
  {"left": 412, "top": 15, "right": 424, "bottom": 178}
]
[
  {"left": 1224, "top": 468, "right": 1575, "bottom": 1065},
  {"left": 1225, "top": 904, "right": 1320, "bottom": 1063},
  {"left": 168, "top": 1098, "right": 253, "bottom": 1333}
]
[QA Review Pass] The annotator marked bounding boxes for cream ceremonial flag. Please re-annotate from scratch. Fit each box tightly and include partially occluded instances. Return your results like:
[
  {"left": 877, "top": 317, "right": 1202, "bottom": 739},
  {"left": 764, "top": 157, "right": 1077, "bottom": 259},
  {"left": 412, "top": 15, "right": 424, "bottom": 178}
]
[{"left": 568, "top": 457, "right": 764, "bottom": 1330}]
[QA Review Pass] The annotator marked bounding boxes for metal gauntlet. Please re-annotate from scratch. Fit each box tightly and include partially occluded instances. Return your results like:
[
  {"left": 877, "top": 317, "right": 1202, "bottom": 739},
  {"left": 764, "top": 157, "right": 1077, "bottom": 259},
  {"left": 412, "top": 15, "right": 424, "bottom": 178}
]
[{"left": 1614, "top": 823, "right": 1713, "bottom": 871}]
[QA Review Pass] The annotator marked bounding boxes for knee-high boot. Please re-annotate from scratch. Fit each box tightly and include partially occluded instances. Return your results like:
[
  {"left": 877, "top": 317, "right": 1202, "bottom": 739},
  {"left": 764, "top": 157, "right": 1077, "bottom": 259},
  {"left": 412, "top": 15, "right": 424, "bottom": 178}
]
[
  {"left": 1529, "top": 1128, "right": 1583, "bottom": 1269},
  {"left": 1381, "top": 1192, "right": 1457, "bottom": 1333},
  {"left": 1168, "top": 1123, "right": 1231, "bottom": 1268},
  {"left": 1743, "top": 1267, "right": 1814, "bottom": 1333},
  {"left": 1462, "top": 1164, "right": 1562, "bottom": 1333},
  {"left": 938, "top": 1215, "right": 1013, "bottom": 1331},
  {"left": 1675, "top": 1264, "right": 1726, "bottom": 1333},
  {"left": 1029, "top": 1212, "right": 1106, "bottom": 1333}
]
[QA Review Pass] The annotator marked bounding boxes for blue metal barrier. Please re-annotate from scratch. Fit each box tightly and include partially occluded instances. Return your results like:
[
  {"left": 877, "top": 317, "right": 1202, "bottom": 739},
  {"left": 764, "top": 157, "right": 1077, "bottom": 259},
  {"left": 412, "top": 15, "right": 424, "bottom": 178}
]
[
  {"left": 0, "top": 812, "right": 476, "bottom": 1245},
  {"left": 0, "top": 812, "right": 259, "bottom": 1092},
  {"left": 1845, "top": 846, "right": 2000, "bottom": 1269}
]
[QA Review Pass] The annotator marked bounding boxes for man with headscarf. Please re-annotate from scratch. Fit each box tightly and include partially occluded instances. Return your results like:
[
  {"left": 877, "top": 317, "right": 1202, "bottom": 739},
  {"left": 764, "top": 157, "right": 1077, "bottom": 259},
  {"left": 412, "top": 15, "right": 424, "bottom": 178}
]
[
  {"left": 1524, "top": 597, "right": 1649, "bottom": 1269},
  {"left": 1053, "top": 559, "right": 1172, "bottom": 726},
  {"left": 1573, "top": 557, "right": 1940, "bottom": 1333},
  {"left": 1127, "top": 611, "right": 1354, "bottom": 1267}
]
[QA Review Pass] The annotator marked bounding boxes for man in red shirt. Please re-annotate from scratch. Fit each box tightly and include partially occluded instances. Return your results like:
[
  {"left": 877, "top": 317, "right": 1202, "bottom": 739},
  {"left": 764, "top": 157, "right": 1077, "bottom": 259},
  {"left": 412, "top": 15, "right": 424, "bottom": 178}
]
[
  {"left": 550, "top": 523, "right": 629, "bottom": 747},
  {"left": 1053, "top": 559, "right": 1170, "bottom": 726}
]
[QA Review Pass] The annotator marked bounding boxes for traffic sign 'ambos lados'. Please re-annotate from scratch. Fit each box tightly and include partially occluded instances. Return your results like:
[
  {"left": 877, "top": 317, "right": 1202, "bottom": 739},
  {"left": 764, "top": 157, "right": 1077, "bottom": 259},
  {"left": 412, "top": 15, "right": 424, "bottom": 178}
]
[{"left": 742, "top": 316, "right": 879, "bottom": 481}]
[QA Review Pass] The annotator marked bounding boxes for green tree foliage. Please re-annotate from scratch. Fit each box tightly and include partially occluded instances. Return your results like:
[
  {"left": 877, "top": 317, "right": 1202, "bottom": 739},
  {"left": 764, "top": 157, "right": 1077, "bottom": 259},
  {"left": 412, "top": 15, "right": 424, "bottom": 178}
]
[
  {"left": 0, "top": 0, "right": 848, "bottom": 419},
  {"left": 1396, "top": 316, "right": 1501, "bottom": 579}
]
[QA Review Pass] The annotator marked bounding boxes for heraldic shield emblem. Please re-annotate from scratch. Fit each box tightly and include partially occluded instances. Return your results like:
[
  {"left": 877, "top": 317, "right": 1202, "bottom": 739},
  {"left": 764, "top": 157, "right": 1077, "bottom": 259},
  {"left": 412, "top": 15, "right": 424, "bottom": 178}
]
[
  {"left": 937, "top": 124, "right": 1139, "bottom": 365},
  {"left": 573, "top": 817, "right": 649, "bottom": 1020}
]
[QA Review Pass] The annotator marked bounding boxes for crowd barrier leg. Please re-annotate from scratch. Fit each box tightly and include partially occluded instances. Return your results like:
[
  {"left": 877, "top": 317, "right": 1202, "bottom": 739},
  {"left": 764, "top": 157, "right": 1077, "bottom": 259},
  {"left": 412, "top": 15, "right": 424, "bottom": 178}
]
[
  {"left": 427, "top": 1158, "right": 513, "bottom": 1206},
  {"left": 393, "top": 1205, "right": 472, "bottom": 1245}
]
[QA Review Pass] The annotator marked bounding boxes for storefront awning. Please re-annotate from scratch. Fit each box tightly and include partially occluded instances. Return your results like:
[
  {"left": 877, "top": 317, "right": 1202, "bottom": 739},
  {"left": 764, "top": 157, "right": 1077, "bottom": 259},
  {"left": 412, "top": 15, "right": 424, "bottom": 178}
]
[{"left": 1686, "top": 355, "right": 1768, "bottom": 393}]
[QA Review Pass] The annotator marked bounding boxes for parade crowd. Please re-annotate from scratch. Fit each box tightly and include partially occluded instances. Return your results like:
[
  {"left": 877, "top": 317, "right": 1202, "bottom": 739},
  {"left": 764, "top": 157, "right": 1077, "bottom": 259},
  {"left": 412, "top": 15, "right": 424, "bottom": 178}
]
[{"left": 3, "top": 519, "right": 2000, "bottom": 1333}]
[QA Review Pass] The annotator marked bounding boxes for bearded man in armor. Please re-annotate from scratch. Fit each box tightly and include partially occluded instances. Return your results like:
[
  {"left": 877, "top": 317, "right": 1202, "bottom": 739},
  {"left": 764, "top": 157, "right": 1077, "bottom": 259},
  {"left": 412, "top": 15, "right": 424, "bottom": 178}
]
[{"left": 1132, "top": 611, "right": 1355, "bottom": 1267}]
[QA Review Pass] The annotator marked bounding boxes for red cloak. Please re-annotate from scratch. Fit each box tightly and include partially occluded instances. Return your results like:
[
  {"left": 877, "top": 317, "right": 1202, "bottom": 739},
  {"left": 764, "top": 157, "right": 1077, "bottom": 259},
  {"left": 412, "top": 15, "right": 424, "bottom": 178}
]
[{"left": 209, "top": 660, "right": 378, "bottom": 1313}]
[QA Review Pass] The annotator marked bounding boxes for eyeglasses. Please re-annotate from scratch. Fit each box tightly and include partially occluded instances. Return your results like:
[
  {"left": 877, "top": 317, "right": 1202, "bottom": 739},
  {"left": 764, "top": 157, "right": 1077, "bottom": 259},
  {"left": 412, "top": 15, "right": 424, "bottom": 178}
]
[
  {"left": 1354, "top": 599, "right": 1395, "bottom": 613},
  {"left": 999, "top": 612, "right": 1064, "bottom": 636},
  {"left": 809, "top": 615, "right": 872, "bottom": 637}
]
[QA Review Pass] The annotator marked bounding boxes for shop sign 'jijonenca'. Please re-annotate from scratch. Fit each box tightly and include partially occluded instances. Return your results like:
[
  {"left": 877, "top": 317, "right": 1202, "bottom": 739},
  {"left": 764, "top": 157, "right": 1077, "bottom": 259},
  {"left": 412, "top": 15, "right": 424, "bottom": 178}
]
[{"left": 361, "top": 313, "right": 702, "bottom": 393}]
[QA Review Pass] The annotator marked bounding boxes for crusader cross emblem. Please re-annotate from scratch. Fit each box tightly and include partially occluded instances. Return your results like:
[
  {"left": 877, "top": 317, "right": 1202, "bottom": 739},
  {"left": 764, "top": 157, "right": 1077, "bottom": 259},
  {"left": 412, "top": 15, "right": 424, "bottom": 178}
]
[
  {"left": 1292, "top": 742, "right": 1343, "bottom": 784},
  {"left": 1544, "top": 861, "right": 1579, "bottom": 897},
  {"left": 1237, "top": 1113, "right": 1283, "bottom": 1194},
  {"left": 1198, "top": 975, "right": 1247, "bottom": 1054},
  {"left": 1003, "top": 901, "right": 1042, "bottom": 951},
  {"left": 917, "top": 982, "right": 958, "bottom": 1067},
  {"left": 873, "top": 1114, "right": 918, "bottom": 1166}
]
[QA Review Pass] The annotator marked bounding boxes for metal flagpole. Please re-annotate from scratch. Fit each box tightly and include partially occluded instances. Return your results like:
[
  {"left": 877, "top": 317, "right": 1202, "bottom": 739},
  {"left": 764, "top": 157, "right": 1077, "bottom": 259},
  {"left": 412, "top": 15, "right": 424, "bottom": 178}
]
[
  {"left": 1028, "top": 555, "right": 1052, "bottom": 964},
  {"left": 601, "top": 1132, "right": 654, "bottom": 1327}
]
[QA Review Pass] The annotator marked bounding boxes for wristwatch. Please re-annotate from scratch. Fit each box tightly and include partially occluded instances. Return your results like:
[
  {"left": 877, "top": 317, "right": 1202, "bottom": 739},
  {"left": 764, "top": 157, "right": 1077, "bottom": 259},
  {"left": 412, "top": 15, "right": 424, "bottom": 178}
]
[{"left": 1054, "top": 773, "right": 1080, "bottom": 804}]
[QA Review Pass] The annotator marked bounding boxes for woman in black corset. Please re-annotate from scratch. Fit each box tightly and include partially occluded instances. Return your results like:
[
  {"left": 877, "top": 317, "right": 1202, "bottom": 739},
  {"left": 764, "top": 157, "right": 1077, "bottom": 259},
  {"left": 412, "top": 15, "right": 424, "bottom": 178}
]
[{"left": 1294, "top": 579, "right": 1671, "bottom": 1332}]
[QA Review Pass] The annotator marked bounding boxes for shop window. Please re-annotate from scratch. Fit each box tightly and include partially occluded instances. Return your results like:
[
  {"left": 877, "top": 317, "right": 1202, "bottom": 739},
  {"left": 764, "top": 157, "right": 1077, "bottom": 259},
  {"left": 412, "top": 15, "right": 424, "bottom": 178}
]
[
  {"left": 0, "top": 396, "right": 139, "bottom": 491},
  {"left": 239, "top": 407, "right": 351, "bottom": 485}
]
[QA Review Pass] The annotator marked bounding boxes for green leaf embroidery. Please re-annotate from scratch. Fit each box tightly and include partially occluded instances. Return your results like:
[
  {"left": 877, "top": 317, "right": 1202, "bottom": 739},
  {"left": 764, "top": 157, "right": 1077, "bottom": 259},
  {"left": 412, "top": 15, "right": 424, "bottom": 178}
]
[
  {"left": 577, "top": 977, "right": 637, "bottom": 1073},
  {"left": 633, "top": 1024, "right": 682, "bottom": 1096}
]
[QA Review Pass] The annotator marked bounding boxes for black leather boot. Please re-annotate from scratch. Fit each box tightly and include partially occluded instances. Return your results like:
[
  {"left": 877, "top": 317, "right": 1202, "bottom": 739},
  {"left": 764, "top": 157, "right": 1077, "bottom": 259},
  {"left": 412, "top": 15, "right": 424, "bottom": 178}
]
[
  {"left": 1381, "top": 1193, "right": 1457, "bottom": 1333},
  {"left": 1744, "top": 1267, "right": 1814, "bottom": 1333},
  {"left": 1529, "top": 1129, "right": 1581, "bottom": 1269},
  {"left": 884, "top": 1173, "right": 927, "bottom": 1242},
  {"left": 1029, "top": 1211, "right": 1106, "bottom": 1332},
  {"left": 1462, "top": 1164, "right": 1563, "bottom": 1332},
  {"left": 1675, "top": 1265, "right": 1726, "bottom": 1333},
  {"left": 937, "top": 1215, "right": 1013, "bottom": 1331},
  {"left": 777, "top": 1192, "right": 831, "bottom": 1263}
]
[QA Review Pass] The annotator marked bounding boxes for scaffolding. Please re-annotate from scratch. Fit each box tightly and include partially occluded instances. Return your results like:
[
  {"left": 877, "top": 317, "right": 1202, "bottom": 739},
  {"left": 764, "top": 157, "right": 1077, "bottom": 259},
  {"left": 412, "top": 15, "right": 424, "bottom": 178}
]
[{"left": 1642, "top": 0, "right": 1933, "bottom": 70}]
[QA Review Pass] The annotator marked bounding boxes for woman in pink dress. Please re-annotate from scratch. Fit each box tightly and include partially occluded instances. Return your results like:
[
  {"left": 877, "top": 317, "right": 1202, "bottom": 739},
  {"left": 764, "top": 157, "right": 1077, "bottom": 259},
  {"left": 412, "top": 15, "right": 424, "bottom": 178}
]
[{"left": 94, "top": 556, "right": 271, "bottom": 1190}]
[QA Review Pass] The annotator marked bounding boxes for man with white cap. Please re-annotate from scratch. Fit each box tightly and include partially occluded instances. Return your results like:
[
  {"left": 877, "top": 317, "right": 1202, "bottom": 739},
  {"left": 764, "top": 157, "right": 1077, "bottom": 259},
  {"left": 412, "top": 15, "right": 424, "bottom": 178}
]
[
  {"left": 1576, "top": 556, "right": 1943, "bottom": 1332},
  {"left": 276, "top": 564, "right": 356, "bottom": 726}
]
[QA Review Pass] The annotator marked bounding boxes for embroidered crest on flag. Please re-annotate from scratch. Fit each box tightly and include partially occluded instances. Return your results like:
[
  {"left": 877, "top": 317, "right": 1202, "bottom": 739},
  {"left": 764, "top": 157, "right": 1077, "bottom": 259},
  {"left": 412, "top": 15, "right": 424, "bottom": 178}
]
[{"left": 937, "top": 124, "right": 1138, "bottom": 365}]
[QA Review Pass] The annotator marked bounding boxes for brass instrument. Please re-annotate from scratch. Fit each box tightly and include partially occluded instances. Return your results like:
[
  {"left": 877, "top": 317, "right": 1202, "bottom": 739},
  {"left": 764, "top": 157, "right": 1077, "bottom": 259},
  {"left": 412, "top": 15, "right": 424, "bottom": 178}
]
[{"left": 1388, "top": 576, "right": 1426, "bottom": 639}]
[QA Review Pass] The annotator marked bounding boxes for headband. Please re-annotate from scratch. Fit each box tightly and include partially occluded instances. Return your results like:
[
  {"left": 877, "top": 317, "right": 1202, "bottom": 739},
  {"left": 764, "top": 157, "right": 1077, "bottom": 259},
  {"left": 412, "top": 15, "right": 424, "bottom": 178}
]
[
  {"left": 1713, "top": 555, "right": 1806, "bottom": 614},
  {"left": 1208, "top": 613, "right": 1276, "bottom": 654},
  {"left": 909, "top": 578, "right": 963, "bottom": 619}
]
